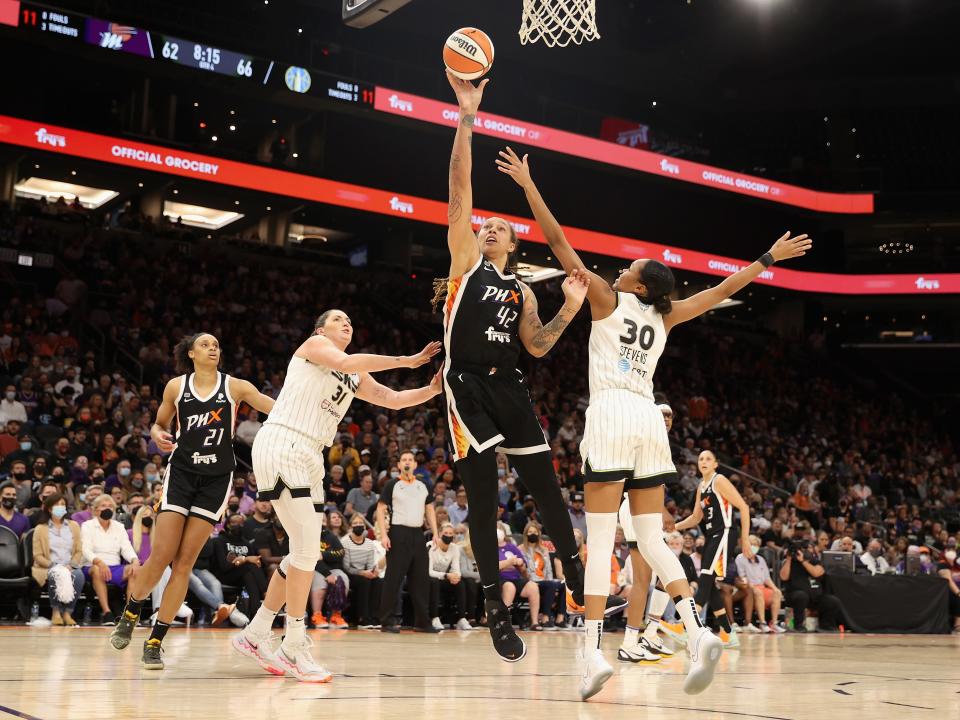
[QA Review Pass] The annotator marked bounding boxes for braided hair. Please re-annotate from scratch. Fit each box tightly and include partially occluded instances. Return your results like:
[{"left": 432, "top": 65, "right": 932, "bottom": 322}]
[{"left": 431, "top": 225, "right": 521, "bottom": 313}]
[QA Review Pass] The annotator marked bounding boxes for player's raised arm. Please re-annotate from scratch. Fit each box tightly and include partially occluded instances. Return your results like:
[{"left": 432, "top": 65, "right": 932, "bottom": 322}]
[
  {"left": 446, "top": 71, "right": 488, "bottom": 276},
  {"left": 664, "top": 232, "right": 812, "bottom": 332},
  {"left": 517, "top": 273, "right": 589, "bottom": 358},
  {"left": 301, "top": 335, "right": 441, "bottom": 374},
  {"left": 354, "top": 369, "right": 443, "bottom": 411},
  {"left": 497, "top": 147, "right": 616, "bottom": 318}
]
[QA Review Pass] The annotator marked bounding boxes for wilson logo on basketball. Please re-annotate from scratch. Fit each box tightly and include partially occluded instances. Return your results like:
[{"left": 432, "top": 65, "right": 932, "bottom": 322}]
[{"left": 451, "top": 36, "right": 479, "bottom": 56}]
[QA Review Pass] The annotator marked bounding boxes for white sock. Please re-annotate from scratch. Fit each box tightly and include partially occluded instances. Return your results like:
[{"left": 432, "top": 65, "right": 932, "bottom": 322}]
[
  {"left": 643, "top": 620, "right": 660, "bottom": 641},
  {"left": 245, "top": 604, "right": 279, "bottom": 638},
  {"left": 585, "top": 619, "right": 603, "bottom": 651},
  {"left": 675, "top": 597, "right": 704, "bottom": 634},
  {"left": 282, "top": 615, "right": 306, "bottom": 654},
  {"left": 624, "top": 625, "right": 640, "bottom": 647}
]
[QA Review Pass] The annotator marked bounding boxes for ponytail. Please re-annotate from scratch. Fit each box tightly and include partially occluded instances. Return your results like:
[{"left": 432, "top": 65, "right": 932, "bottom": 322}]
[
  {"left": 173, "top": 333, "right": 205, "bottom": 374},
  {"left": 652, "top": 294, "right": 673, "bottom": 315}
]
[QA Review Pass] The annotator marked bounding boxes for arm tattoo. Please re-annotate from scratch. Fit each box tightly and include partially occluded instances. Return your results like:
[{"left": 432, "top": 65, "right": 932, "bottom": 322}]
[
  {"left": 530, "top": 304, "right": 578, "bottom": 352},
  {"left": 461, "top": 113, "right": 476, "bottom": 129},
  {"left": 448, "top": 191, "right": 463, "bottom": 222}
]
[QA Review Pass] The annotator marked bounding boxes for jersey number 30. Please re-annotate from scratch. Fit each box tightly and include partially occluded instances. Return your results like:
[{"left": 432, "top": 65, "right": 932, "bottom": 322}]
[{"left": 620, "top": 319, "right": 655, "bottom": 349}]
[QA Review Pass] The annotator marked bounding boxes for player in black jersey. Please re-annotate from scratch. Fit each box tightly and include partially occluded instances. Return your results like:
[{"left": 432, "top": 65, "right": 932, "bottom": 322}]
[
  {"left": 436, "top": 72, "right": 589, "bottom": 662},
  {"left": 110, "top": 332, "right": 275, "bottom": 669},
  {"left": 675, "top": 450, "right": 753, "bottom": 649}
]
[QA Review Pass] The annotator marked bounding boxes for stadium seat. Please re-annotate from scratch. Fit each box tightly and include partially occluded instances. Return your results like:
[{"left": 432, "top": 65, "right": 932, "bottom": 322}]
[{"left": 0, "top": 526, "right": 30, "bottom": 619}]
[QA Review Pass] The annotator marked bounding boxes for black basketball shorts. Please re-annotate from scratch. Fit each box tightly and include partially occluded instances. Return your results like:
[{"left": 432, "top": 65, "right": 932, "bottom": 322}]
[
  {"left": 444, "top": 366, "right": 549, "bottom": 462},
  {"left": 159, "top": 464, "right": 233, "bottom": 525}
]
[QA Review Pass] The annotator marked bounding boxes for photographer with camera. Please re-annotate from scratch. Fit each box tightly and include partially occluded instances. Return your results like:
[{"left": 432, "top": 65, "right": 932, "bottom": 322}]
[{"left": 779, "top": 539, "right": 843, "bottom": 632}]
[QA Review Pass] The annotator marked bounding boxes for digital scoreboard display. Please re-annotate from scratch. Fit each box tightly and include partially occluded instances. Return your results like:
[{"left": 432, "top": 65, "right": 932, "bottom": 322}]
[
  {"left": 13, "top": 2, "right": 376, "bottom": 108},
  {"left": 18, "top": 2, "right": 84, "bottom": 41},
  {"left": 153, "top": 33, "right": 274, "bottom": 84}
]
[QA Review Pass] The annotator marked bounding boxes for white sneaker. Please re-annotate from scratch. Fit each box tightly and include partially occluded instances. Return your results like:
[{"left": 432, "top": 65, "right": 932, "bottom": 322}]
[
  {"left": 770, "top": 622, "right": 786, "bottom": 634},
  {"left": 682, "top": 629, "right": 723, "bottom": 695},
  {"left": 579, "top": 648, "right": 614, "bottom": 701},
  {"left": 432, "top": 617, "right": 445, "bottom": 631},
  {"left": 231, "top": 630, "right": 284, "bottom": 676},
  {"left": 730, "top": 623, "right": 741, "bottom": 632},
  {"left": 759, "top": 623, "right": 771, "bottom": 634},
  {"left": 617, "top": 640, "right": 660, "bottom": 664},
  {"left": 277, "top": 637, "right": 333, "bottom": 683},
  {"left": 455, "top": 618, "right": 474, "bottom": 631},
  {"left": 744, "top": 623, "right": 761, "bottom": 634},
  {"left": 640, "top": 634, "right": 675, "bottom": 657},
  {"left": 176, "top": 603, "right": 194, "bottom": 622},
  {"left": 722, "top": 629, "right": 740, "bottom": 648},
  {"left": 229, "top": 608, "right": 250, "bottom": 628}
]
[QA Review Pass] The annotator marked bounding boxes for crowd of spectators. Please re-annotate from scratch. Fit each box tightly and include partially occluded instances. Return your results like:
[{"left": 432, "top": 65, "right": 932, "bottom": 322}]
[{"left": 1, "top": 201, "right": 958, "bottom": 633}]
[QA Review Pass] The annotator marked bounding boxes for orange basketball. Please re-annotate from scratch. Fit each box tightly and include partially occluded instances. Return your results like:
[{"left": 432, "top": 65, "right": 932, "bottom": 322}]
[{"left": 443, "top": 27, "right": 494, "bottom": 81}]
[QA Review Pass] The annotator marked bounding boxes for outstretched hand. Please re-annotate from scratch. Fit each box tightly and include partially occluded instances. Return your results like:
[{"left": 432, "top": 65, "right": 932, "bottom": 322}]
[
  {"left": 561, "top": 269, "right": 591, "bottom": 307},
  {"left": 769, "top": 232, "right": 813, "bottom": 262},
  {"left": 446, "top": 70, "right": 489, "bottom": 113},
  {"left": 408, "top": 341, "right": 442, "bottom": 368},
  {"left": 495, "top": 146, "right": 533, "bottom": 188},
  {"left": 429, "top": 368, "right": 444, "bottom": 396}
]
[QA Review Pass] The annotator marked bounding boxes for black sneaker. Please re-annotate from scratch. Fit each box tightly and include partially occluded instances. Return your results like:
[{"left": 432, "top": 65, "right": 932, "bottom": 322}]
[
  {"left": 485, "top": 600, "right": 526, "bottom": 663},
  {"left": 110, "top": 611, "right": 138, "bottom": 650},
  {"left": 141, "top": 640, "right": 164, "bottom": 670},
  {"left": 562, "top": 557, "right": 585, "bottom": 606},
  {"left": 100, "top": 612, "right": 116, "bottom": 626},
  {"left": 604, "top": 595, "right": 628, "bottom": 616},
  {"left": 380, "top": 624, "right": 400, "bottom": 634},
  {"left": 414, "top": 625, "right": 441, "bottom": 633}
]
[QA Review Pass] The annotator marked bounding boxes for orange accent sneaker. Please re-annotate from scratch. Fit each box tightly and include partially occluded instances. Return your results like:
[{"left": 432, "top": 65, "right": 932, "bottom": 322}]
[
  {"left": 718, "top": 629, "right": 730, "bottom": 643},
  {"left": 311, "top": 612, "right": 329, "bottom": 629},
  {"left": 329, "top": 612, "right": 348, "bottom": 628}
]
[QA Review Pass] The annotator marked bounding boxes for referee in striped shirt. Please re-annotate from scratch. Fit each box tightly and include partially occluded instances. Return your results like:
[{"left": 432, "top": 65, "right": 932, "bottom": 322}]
[{"left": 376, "top": 450, "right": 439, "bottom": 632}]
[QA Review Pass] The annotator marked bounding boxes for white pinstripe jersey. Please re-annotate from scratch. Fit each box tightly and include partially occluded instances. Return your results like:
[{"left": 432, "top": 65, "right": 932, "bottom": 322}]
[
  {"left": 263, "top": 354, "right": 360, "bottom": 447},
  {"left": 588, "top": 292, "right": 667, "bottom": 401}
]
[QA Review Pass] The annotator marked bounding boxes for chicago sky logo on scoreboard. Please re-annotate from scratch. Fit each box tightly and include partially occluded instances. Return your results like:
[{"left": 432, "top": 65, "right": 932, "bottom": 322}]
[{"left": 284, "top": 66, "right": 312, "bottom": 94}]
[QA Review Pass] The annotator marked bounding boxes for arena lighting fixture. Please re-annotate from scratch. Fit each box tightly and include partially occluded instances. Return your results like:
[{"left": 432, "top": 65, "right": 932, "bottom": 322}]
[
  {"left": 287, "top": 224, "right": 352, "bottom": 244},
  {"left": 162, "top": 201, "right": 243, "bottom": 230},
  {"left": 14, "top": 177, "right": 118, "bottom": 209},
  {"left": 516, "top": 264, "right": 565, "bottom": 284},
  {"left": 878, "top": 241, "right": 914, "bottom": 255}
]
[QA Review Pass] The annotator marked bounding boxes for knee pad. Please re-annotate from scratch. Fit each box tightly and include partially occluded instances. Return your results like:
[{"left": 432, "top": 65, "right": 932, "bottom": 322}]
[
  {"left": 584, "top": 512, "right": 619, "bottom": 597},
  {"left": 287, "top": 515, "right": 323, "bottom": 572},
  {"left": 648, "top": 588, "right": 669, "bottom": 619},
  {"left": 631, "top": 513, "right": 685, "bottom": 586}
]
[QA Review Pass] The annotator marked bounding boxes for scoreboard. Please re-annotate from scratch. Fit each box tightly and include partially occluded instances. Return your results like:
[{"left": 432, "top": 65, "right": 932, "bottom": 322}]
[{"left": 12, "top": 1, "right": 374, "bottom": 107}]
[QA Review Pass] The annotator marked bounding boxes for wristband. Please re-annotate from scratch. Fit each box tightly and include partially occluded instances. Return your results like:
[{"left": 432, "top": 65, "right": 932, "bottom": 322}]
[{"left": 758, "top": 252, "right": 775, "bottom": 268}]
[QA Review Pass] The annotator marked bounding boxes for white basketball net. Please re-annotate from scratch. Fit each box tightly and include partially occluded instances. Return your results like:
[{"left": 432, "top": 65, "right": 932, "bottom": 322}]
[{"left": 519, "top": 0, "right": 600, "bottom": 47}]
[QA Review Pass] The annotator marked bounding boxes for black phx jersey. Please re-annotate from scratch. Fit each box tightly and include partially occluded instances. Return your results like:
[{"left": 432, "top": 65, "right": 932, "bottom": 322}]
[
  {"left": 170, "top": 372, "right": 237, "bottom": 475},
  {"left": 444, "top": 256, "right": 524, "bottom": 370},
  {"left": 442, "top": 256, "right": 549, "bottom": 462}
]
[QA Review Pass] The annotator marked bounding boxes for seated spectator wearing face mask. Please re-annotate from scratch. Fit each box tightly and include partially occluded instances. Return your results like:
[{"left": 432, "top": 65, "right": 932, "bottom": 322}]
[
  {"left": 213, "top": 513, "right": 267, "bottom": 619},
  {"left": 343, "top": 513, "right": 383, "bottom": 629},
  {"left": 734, "top": 535, "right": 785, "bottom": 634},
  {"left": 70, "top": 483, "right": 104, "bottom": 525},
  {"left": 255, "top": 515, "right": 289, "bottom": 580},
  {"left": 428, "top": 521, "right": 474, "bottom": 631},
  {"left": 310, "top": 512, "right": 349, "bottom": 629},
  {"left": 0, "top": 481, "right": 31, "bottom": 537},
  {"left": 860, "top": 539, "right": 891, "bottom": 575},
  {"left": 498, "top": 526, "right": 540, "bottom": 628},
  {"left": 32, "top": 492, "right": 84, "bottom": 626},
  {"left": 103, "top": 459, "right": 134, "bottom": 493},
  {"left": 520, "top": 522, "right": 564, "bottom": 630},
  {"left": 936, "top": 539, "right": 960, "bottom": 633},
  {"left": 81, "top": 494, "right": 140, "bottom": 625}
]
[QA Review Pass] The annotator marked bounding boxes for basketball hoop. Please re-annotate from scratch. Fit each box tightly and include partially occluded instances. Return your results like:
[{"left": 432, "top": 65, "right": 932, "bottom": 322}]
[{"left": 519, "top": 0, "right": 600, "bottom": 47}]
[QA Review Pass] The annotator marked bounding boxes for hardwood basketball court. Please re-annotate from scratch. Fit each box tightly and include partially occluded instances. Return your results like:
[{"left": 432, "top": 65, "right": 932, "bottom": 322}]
[{"left": 1, "top": 627, "right": 957, "bottom": 719}]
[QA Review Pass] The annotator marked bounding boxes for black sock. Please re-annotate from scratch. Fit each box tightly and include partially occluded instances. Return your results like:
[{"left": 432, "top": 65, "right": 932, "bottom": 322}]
[
  {"left": 148, "top": 621, "right": 171, "bottom": 645},
  {"left": 123, "top": 598, "right": 145, "bottom": 621},
  {"left": 715, "top": 612, "right": 732, "bottom": 633}
]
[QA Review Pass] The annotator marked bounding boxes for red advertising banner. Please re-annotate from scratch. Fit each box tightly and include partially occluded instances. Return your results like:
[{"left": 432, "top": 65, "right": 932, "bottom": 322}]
[
  {"left": 0, "top": 0, "right": 20, "bottom": 27},
  {"left": 1, "top": 114, "right": 954, "bottom": 295},
  {"left": 374, "top": 87, "right": 874, "bottom": 215}
]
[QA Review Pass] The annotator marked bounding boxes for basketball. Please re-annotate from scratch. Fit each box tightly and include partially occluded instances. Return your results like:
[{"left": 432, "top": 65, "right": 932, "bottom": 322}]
[{"left": 443, "top": 27, "right": 494, "bottom": 81}]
